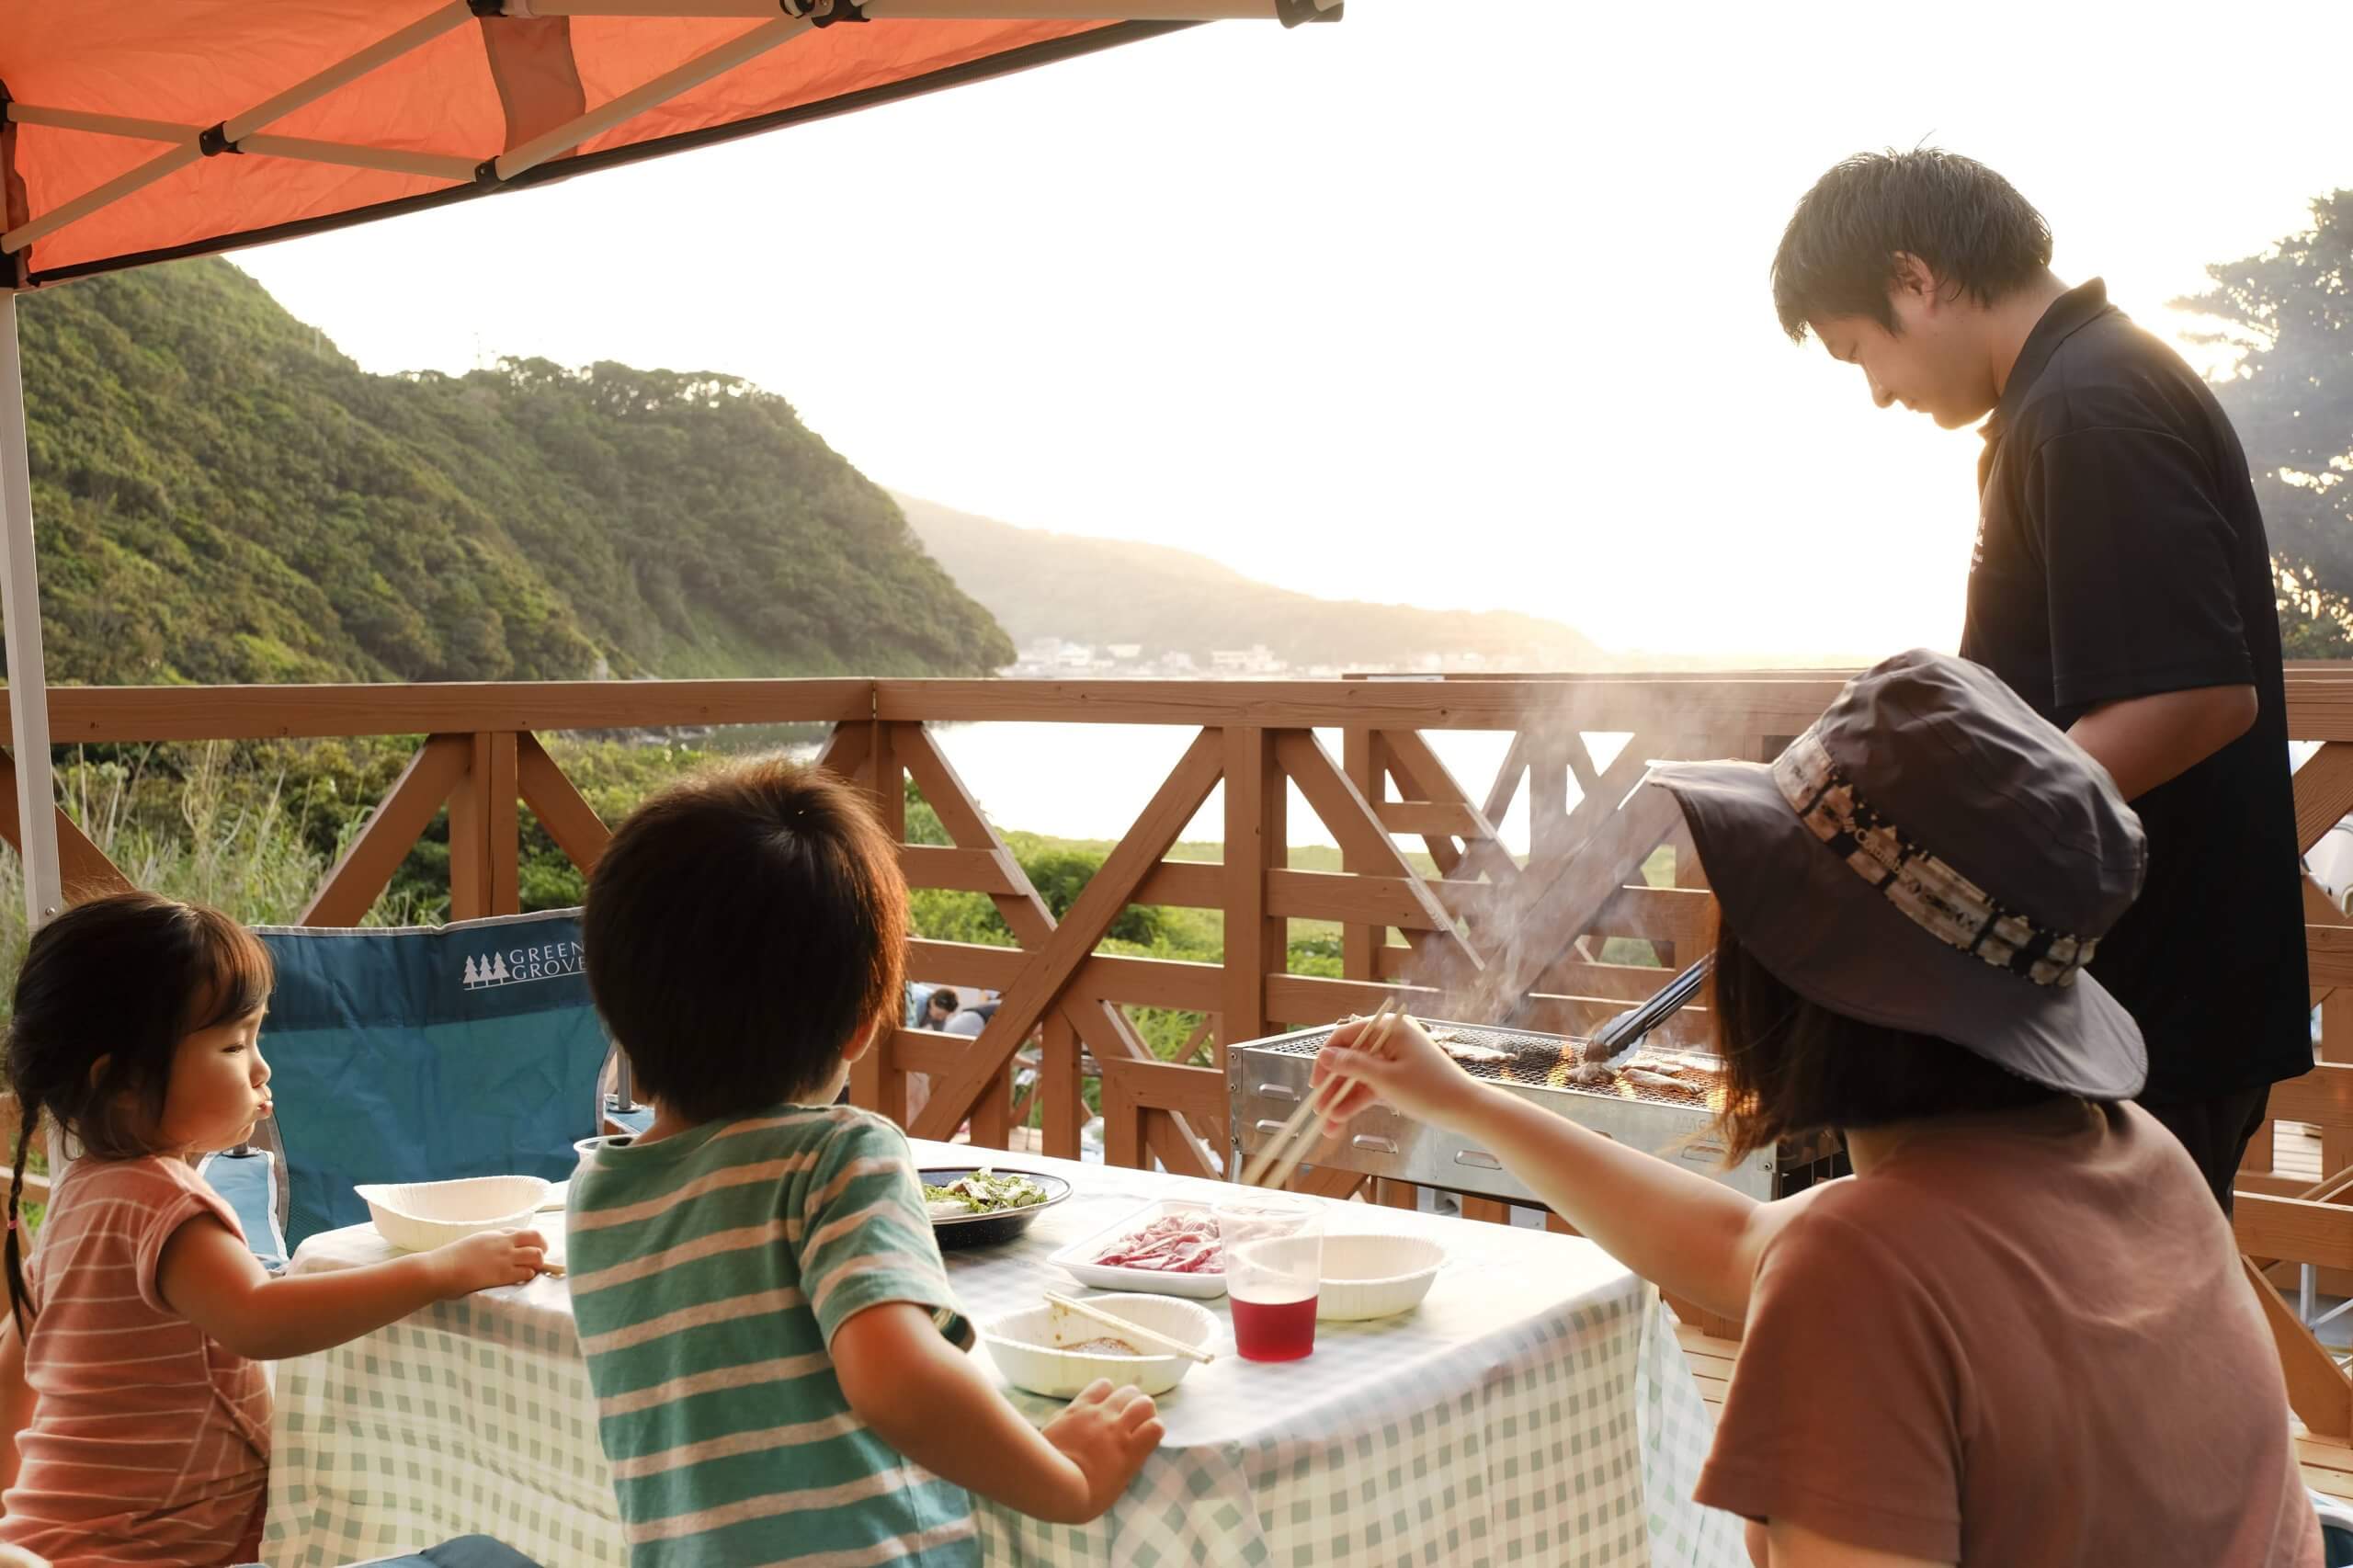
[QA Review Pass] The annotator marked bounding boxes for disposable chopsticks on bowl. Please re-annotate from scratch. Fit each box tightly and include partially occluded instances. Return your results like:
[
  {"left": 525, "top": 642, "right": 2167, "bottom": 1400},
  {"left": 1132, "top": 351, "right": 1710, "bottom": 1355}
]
[
  {"left": 1240, "top": 996, "right": 1402, "bottom": 1191},
  {"left": 1041, "top": 1290, "right": 1215, "bottom": 1364}
]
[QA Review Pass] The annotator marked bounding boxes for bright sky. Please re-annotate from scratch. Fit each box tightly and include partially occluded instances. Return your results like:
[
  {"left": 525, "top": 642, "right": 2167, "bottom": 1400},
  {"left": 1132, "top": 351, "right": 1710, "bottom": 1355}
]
[{"left": 235, "top": 1, "right": 2351, "bottom": 662}]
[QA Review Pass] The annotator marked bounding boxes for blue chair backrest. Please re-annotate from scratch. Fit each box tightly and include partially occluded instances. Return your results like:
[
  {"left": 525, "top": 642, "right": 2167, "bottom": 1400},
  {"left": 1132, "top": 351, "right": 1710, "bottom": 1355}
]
[{"left": 256, "top": 910, "right": 611, "bottom": 1250}]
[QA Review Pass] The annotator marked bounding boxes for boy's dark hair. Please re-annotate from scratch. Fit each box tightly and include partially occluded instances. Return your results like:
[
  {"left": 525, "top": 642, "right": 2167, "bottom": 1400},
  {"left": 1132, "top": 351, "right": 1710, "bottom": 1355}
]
[
  {"left": 1770, "top": 148, "right": 2053, "bottom": 341},
  {"left": 5, "top": 892, "right": 273, "bottom": 1330},
  {"left": 584, "top": 757, "right": 907, "bottom": 1124},
  {"left": 1708, "top": 917, "right": 2062, "bottom": 1159}
]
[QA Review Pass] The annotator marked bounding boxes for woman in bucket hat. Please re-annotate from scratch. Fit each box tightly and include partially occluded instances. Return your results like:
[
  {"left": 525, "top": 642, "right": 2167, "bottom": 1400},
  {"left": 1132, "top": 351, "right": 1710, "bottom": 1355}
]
[{"left": 1314, "top": 651, "right": 2320, "bottom": 1567}]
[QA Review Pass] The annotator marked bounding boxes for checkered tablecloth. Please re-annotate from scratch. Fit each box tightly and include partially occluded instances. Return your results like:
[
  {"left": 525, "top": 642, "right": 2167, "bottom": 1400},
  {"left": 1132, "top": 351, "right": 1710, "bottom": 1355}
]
[{"left": 264, "top": 1144, "right": 1745, "bottom": 1568}]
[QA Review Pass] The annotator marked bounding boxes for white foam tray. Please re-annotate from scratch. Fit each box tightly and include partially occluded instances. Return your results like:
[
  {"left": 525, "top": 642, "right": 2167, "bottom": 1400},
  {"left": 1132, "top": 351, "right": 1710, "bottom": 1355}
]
[{"left": 1048, "top": 1198, "right": 1226, "bottom": 1300}]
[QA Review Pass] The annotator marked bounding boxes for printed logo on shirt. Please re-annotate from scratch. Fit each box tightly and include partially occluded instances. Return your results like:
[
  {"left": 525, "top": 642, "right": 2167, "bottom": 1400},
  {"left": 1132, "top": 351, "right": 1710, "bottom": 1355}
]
[{"left": 461, "top": 940, "right": 585, "bottom": 990}]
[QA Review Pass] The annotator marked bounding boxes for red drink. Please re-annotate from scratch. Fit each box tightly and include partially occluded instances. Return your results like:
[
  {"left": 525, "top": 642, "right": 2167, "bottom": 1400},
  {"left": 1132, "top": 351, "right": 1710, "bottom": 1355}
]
[{"left": 1230, "top": 1292, "right": 1319, "bottom": 1361}]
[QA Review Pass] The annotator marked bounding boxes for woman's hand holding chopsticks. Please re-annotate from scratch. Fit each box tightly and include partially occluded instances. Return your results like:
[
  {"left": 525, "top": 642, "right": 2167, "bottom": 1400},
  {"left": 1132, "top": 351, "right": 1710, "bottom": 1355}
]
[
  {"left": 1311, "top": 1012, "right": 1484, "bottom": 1133},
  {"left": 1313, "top": 1012, "right": 1782, "bottom": 1322}
]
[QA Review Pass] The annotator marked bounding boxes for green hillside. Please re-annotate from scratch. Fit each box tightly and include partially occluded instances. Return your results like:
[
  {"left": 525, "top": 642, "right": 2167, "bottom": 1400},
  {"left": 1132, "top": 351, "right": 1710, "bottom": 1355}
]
[
  {"left": 893, "top": 491, "right": 1607, "bottom": 669},
  {"left": 17, "top": 259, "right": 1011, "bottom": 686}
]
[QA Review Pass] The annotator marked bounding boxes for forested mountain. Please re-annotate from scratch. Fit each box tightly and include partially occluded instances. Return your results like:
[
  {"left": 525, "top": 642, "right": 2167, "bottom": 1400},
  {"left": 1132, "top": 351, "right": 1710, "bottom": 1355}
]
[{"left": 17, "top": 259, "right": 1011, "bottom": 686}]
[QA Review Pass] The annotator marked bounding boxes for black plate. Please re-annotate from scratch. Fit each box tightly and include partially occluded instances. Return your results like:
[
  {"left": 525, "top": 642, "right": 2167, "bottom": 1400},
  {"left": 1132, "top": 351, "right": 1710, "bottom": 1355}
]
[{"left": 919, "top": 1167, "right": 1072, "bottom": 1250}]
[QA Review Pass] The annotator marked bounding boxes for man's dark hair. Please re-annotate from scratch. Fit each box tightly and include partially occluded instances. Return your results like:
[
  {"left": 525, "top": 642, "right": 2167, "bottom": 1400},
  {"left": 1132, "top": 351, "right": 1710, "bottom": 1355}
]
[
  {"left": 1707, "top": 917, "right": 2063, "bottom": 1158},
  {"left": 1770, "top": 148, "right": 2053, "bottom": 341},
  {"left": 926, "top": 988, "right": 960, "bottom": 1017},
  {"left": 584, "top": 756, "right": 907, "bottom": 1123}
]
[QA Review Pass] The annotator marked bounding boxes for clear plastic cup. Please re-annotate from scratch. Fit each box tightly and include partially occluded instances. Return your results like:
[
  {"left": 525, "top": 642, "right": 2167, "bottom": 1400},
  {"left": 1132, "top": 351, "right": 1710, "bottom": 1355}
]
[{"left": 1214, "top": 1195, "right": 1324, "bottom": 1362}]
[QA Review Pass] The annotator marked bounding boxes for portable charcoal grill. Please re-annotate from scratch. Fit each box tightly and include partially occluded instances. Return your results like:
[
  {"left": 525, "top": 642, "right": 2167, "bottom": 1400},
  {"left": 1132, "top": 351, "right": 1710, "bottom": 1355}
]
[{"left": 1226, "top": 1017, "right": 1847, "bottom": 1204}]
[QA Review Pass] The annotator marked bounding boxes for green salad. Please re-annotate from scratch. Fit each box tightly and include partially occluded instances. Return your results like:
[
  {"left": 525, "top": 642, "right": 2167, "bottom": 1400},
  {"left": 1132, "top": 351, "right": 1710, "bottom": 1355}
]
[{"left": 923, "top": 1168, "right": 1049, "bottom": 1218}]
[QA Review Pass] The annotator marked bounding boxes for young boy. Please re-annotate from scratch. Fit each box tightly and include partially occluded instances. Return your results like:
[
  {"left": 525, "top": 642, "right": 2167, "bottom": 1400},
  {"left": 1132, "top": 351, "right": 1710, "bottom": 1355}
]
[
  {"left": 1769, "top": 149, "right": 2310, "bottom": 1210},
  {"left": 569, "top": 759, "right": 1162, "bottom": 1566}
]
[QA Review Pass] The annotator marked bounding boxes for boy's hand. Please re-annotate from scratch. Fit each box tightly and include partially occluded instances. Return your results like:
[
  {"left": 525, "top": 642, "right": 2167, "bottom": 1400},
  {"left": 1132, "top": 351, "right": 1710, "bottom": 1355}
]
[
  {"left": 1313, "top": 1014, "right": 1486, "bottom": 1131},
  {"left": 1041, "top": 1380, "right": 1163, "bottom": 1521},
  {"left": 426, "top": 1228, "right": 548, "bottom": 1295}
]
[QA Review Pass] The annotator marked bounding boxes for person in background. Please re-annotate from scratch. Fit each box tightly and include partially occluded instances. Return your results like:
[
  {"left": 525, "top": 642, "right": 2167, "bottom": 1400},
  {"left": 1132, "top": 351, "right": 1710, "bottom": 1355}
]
[
  {"left": 573, "top": 759, "right": 1161, "bottom": 1567},
  {"left": 1314, "top": 654, "right": 2320, "bottom": 1567},
  {"left": 1768, "top": 148, "right": 2308, "bottom": 1210},
  {"left": 0, "top": 893, "right": 543, "bottom": 1567},
  {"left": 922, "top": 988, "right": 961, "bottom": 1031},
  {"left": 944, "top": 993, "right": 999, "bottom": 1039}
]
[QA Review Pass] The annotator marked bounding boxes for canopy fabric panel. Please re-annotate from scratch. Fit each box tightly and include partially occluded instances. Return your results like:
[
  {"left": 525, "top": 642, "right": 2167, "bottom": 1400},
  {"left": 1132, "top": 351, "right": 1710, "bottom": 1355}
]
[{"left": 0, "top": 3, "right": 1176, "bottom": 284}]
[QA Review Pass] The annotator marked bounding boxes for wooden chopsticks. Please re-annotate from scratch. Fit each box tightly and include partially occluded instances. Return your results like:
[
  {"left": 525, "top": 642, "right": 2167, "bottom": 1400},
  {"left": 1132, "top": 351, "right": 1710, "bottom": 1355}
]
[
  {"left": 1041, "top": 1290, "right": 1216, "bottom": 1364},
  {"left": 1238, "top": 997, "right": 1402, "bottom": 1191}
]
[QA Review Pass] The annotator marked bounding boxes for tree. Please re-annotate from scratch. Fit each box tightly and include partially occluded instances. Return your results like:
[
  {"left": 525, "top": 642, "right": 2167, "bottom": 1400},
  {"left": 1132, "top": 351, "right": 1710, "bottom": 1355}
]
[{"left": 2174, "top": 190, "right": 2353, "bottom": 655}]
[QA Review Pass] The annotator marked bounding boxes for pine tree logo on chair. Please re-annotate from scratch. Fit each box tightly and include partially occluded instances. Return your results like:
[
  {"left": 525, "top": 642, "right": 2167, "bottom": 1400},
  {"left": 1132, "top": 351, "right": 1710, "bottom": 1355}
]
[{"left": 460, "top": 941, "right": 585, "bottom": 991}]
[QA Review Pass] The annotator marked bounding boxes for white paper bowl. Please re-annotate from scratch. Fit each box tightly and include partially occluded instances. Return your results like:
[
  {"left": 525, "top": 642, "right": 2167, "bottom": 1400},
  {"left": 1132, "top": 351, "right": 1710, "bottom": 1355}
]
[
  {"left": 356, "top": 1176, "right": 551, "bottom": 1253},
  {"left": 1316, "top": 1233, "right": 1445, "bottom": 1321},
  {"left": 983, "top": 1293, "right": 1219, "bottom": 1399}
]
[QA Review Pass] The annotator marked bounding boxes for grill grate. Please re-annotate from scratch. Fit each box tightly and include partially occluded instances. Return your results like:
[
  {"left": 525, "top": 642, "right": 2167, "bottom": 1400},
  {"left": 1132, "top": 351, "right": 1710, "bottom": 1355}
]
[{"left": 1264, "top": 1021, "right": 1726, "bottom": 1111}]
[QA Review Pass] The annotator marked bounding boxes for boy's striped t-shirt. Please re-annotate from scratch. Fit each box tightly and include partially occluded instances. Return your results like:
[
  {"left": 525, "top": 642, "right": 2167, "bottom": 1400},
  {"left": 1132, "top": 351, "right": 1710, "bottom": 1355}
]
[{"left": 566, "top": 1105, "right": 978, "bottom": 1568}]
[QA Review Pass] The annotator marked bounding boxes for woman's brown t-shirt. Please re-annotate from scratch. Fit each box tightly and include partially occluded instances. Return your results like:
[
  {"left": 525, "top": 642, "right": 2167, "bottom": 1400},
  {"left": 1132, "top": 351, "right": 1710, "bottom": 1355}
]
[{"left": 1694, "top": 1099, "right": 2321, "bottom": 1565}]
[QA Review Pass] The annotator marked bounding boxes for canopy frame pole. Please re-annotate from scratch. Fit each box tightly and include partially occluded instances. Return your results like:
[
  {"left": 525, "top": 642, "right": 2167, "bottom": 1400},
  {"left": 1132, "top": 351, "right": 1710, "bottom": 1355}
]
[
  {"left": 2, "top": 0, "right": 476, "bottom": 256},
  {"left": 0, "top": 294, "right": 62, "bottom": 927},
  {"left": 4, "top": 106, "right": 196, "bottom": 143},
  {"left": 217, "top": 1, "right": 477, "bottom": 145},
  {"left": 864, "top": 0, "right": 1332, "bottom": 16},
  {"left": 490, "top": 14, "right": 818, "bottom": 182},
  {"left": 516, "top": 0, "right": 1309, "bottom": 15},
  {"left": 8, "top": 111, "right": 484, "bottom": 187},
  {"left": 237, "top": 136, "right": 483, "bottom": 184},
  {"left": 3, "top": 145, "right": 201, "bottom": 256}
]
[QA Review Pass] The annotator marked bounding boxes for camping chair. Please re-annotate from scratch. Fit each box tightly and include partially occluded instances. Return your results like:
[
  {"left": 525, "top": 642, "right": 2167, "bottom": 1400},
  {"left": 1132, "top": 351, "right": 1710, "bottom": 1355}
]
[
  {"left": 339, "top": 1538, "right": 550, "bottom": 1568},
  {"left": 197, "top": 1145, "right": 289, "bottom": 1272},
  {"left": 238, "top": 909, "right": 615, "bottom": 1254},
  {"left": 226, "top": 1535, "right": 549, "bottom": 1568}
]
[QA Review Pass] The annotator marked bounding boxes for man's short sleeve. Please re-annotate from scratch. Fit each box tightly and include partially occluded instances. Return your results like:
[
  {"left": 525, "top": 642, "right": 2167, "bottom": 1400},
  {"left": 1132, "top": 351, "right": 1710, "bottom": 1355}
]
[
  {"left": 1693, "top": 1207, "right": 1962, "bottom": 1562},
  {"left": 2029, "top": 426, "right": 2252, "bottom": 713},
  {"left": 796, "top": 1116, "right": 972, "bottom": 1350}
]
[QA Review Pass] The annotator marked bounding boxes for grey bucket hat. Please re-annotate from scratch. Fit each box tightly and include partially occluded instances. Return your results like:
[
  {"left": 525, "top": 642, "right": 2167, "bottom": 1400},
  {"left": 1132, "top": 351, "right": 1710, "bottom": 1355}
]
[{"left": 1649, "top": 649, "right": 2149, "bottom": 1099}]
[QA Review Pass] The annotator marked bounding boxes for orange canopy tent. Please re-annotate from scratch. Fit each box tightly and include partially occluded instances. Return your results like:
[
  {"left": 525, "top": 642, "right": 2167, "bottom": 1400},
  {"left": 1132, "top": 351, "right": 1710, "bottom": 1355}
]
[{"left": 0, "top": 0, "right": 1338, "bottom": 923}]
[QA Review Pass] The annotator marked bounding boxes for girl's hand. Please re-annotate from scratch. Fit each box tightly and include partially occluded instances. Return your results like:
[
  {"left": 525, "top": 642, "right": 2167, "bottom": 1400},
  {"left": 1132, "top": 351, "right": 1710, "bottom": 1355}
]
[
  {"left": 1312, "top": 1014, "right": 1489, "bottom": 1132},
  {"left": 426, "top": 1229, "right": 548, "bottom": 1296}
]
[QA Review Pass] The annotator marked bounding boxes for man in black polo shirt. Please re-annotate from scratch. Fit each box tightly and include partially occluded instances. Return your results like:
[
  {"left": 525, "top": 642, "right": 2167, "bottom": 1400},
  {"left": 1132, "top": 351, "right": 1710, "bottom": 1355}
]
[{"left": 1768, "top": 149, "right": 2310, "bottom": 1210}]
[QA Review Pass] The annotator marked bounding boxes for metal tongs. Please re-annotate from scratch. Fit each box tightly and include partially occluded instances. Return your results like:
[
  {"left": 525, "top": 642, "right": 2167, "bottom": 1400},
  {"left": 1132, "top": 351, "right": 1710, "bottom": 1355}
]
[{"left": 1584, "top": 954, "right": 1713, "bottom": 1072}]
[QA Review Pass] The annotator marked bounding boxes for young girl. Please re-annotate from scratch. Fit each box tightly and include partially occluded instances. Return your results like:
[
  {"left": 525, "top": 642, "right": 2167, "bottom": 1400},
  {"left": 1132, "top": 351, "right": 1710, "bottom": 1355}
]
[
  {"left": 1315, "top": 652, "right": 2323, "bottom": 1567},
  {"left": 0, "top": 892, "right": 547, "bottom": 1567}
]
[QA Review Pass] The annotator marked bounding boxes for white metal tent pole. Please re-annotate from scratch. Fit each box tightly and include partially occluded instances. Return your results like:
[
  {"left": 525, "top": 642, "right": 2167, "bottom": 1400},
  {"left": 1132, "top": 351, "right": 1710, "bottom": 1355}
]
[{"left": 0, "top": 294, "right": 62, "bottom": 927}]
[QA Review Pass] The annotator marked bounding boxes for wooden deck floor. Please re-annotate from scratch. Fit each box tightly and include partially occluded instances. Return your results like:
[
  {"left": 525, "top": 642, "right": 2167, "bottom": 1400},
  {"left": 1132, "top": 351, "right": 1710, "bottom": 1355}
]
[{"left": 1672, "top": 1320, "right": 2353, "bottom": 1501}]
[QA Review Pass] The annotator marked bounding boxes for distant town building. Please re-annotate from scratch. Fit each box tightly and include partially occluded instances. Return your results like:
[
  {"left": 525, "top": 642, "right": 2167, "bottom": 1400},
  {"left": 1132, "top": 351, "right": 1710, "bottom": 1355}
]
[{"left": 1210, "top": 645, "right": 1281, "bottom": 676}]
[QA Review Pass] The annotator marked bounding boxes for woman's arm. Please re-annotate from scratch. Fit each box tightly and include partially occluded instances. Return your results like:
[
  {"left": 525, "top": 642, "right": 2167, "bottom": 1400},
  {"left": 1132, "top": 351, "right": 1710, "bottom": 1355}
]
[
  {"left": 833, "top": 1301, "right": 1162, "bottom": 1524},
  {"left": 1314, "top": 1015, "right": 1799, "bottom": 1319},
  {"left": 156, "top": 1216, "right": 545, "bottom": 1361},
  {"left": 1764, "top": 1518, "right": 1949, "bottom": 1568},
  {"left": 0, "top": 1312, "right": 28, "bottom": 1502}
]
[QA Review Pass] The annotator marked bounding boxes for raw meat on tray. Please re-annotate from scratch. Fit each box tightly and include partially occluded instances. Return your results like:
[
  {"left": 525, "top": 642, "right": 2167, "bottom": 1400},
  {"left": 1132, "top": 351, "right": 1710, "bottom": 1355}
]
[{"left": 1094, "top": 1211, "right": 1222, "bottom": 1275}]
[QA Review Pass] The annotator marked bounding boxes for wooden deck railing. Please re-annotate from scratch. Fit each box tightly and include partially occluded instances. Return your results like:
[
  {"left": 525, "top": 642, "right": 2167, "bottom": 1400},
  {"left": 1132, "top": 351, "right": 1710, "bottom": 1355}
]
[{"left": 8, "top": 671, "right": 2353, "bottom": 1426}]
